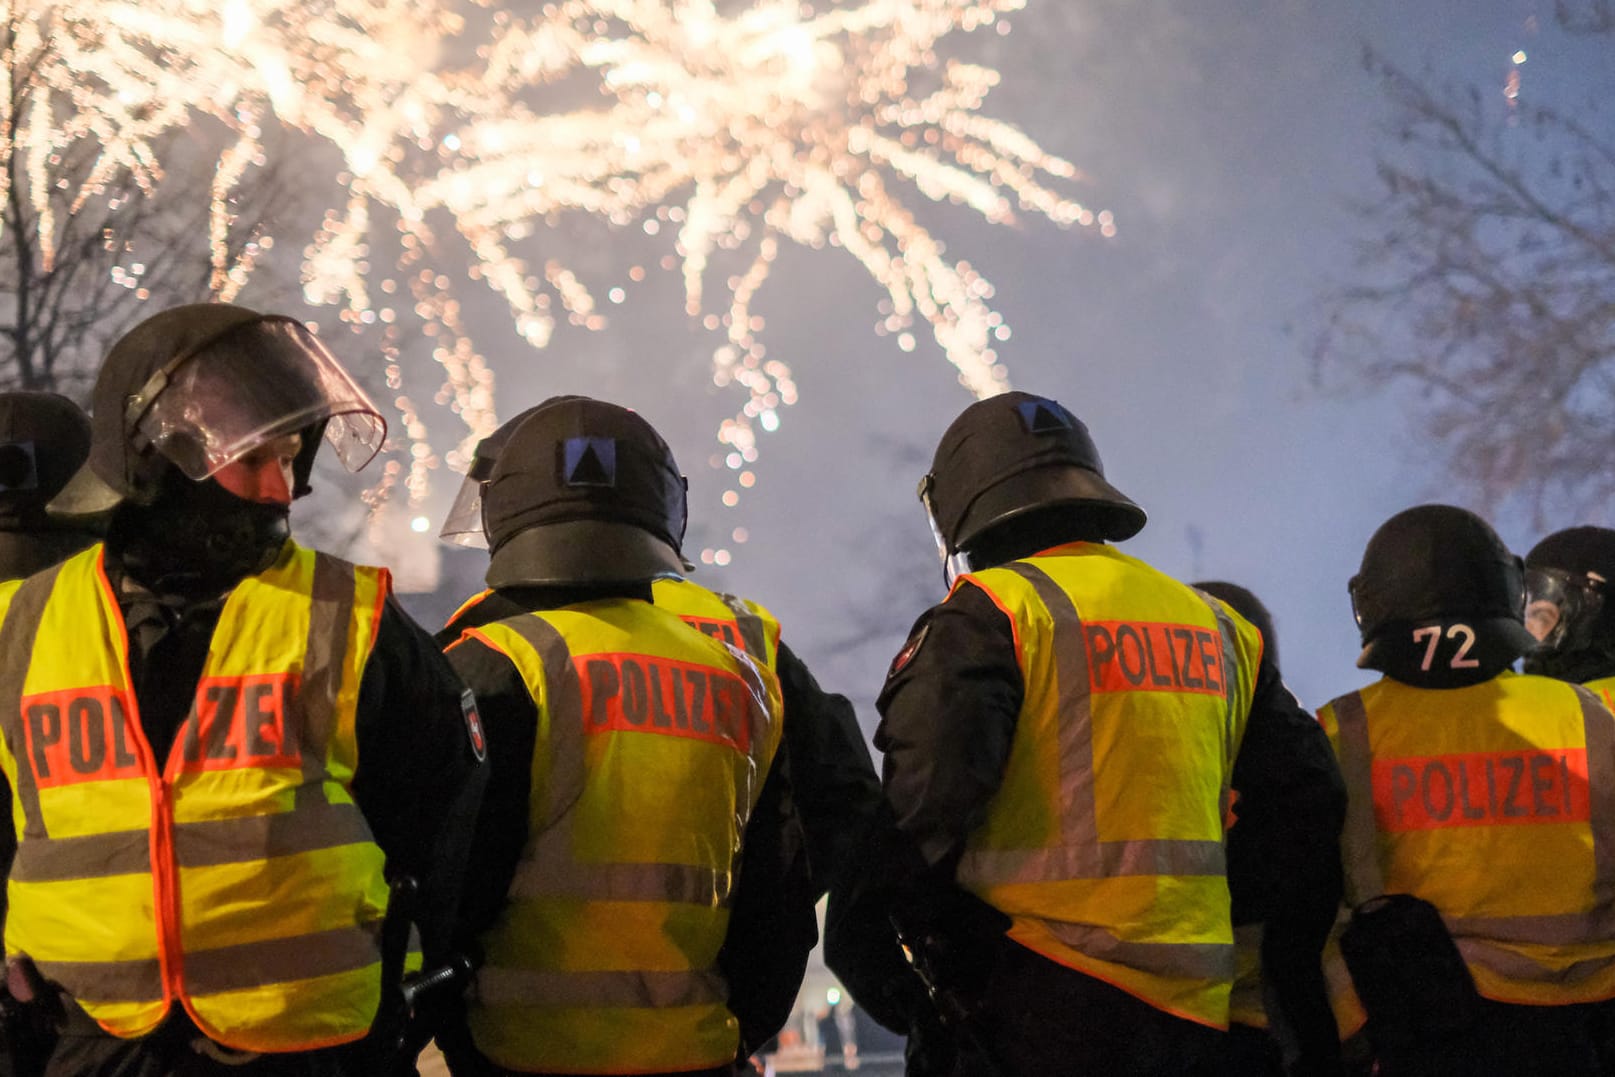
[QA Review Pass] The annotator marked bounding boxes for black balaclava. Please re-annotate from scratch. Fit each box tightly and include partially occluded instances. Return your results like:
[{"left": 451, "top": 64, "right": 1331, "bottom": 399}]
[{"left": 106, "top": 467, "right": 289, "bottom": 599}]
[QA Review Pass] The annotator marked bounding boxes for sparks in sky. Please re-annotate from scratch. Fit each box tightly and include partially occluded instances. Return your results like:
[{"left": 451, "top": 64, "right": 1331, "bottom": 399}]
[{"left": 3, "top": 0, "right": 1107, "bottom": 552}]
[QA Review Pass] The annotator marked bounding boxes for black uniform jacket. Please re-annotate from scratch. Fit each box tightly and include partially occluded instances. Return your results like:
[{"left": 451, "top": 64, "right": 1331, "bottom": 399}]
[
  {"left": 438, "top": 583, "right": 836, "bottom": 1059},
  {"left": 868, "top": 575, "right": 1348, "bottom": 1066},
  {"left": 0, "top": 547, "right": 486, "bottom": 1070}
]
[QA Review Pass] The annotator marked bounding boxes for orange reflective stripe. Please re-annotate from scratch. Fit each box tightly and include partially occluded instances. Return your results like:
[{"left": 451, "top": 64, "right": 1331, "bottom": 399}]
[
  {"left": 444, "top": 589, "right": 493, "bottom": 632},
  {"left": 1332, "top": 691, "right": 1387, "bottom": 904},
  {"left": 476, "top": 967, "right": 728, "bottom": 1009}
]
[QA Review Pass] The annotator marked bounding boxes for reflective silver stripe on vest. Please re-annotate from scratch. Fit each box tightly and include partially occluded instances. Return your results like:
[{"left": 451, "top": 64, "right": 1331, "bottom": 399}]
[
  {"left": 9, "top": 829, "right": 151, "bottom": 881},
  {"left": 1043, "top": 922, "right": 1235, "bottom": 981},
  {"left": 476, "top": 966, "right": 728, "bottom": 1009},
  {"left": 1331, "top": 691, "right": 1387, "bottom": 905},
  {"left": 509, "top": 857, "right": 732, "bottom": 905},
  {"left": 30, "top": 956, "right": 163, "bottom": 1004},
  {"left": 184, "top": 922, "right": 382, "bottom": 995},
  {"left": 172, "top": 800, "right": 376, "bottom": 868},
  {"left": 1456, "top": 937, "right": 1615, "bottom": 986},
  {"left": 498, "top": 612, "right": 751, "bottom": 908},
  {"left": 1578, "top": 684, "right": 1615, "bottom": 904},
  {"left": 293, "top": 553, "right": 355, "bottom": 811},
  {"left": 958, "top": 561, "right": 1232, "bottom": 887},
  {"left": 717, "top": 592, "right": 768, "bottom": 663},
  {"left": 0, "top": 565, "right": 66, "bottom": 840},
  {"left": 497, "top": 615, "right": 587, "bottom": 823}
]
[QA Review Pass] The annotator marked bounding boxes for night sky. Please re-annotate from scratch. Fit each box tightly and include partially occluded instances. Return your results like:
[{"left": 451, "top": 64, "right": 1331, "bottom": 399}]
[{"left": 357, "top": 1, "right": 1611, "bottom": 728}]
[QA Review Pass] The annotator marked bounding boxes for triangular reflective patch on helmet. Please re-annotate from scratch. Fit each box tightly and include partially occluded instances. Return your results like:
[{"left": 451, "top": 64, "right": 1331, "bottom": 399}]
[
  {"left": 1016, "top": 399, "right": 1074, "bottom": 435},
  {"left": 562, "top": 437, "right": 617, "bottom": 487}
]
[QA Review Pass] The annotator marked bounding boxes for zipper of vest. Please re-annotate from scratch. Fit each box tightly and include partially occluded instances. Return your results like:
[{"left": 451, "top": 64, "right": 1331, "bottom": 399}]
[{"left": 149, "top": 776, "right": 185, "bottom": 1003}]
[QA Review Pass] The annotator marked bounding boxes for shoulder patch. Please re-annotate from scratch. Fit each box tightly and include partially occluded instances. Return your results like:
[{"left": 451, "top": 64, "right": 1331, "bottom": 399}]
[
  {"left": 888, "top": 623, "right": 930, "bottom": 678},
  {"left": 461, "top": 688, "right": 487, "bottom": 761}
]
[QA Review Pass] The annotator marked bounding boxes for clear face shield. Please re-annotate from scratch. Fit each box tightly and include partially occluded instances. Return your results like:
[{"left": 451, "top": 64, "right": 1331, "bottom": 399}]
[
  {"left": 438, "top": 455, "right": 497, "bottom": 549},
  {"left": 126, "top": 318, "right": 385, "bottom": 483},
  {"left": 1525, "top": 566, "right": 1606, "bottom": 650},
  {"left": 918, "top": 473, "right": 972, "bottom": 589}
]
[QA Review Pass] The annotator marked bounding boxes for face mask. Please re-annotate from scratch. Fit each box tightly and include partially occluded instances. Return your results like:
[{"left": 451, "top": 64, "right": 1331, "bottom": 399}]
[{"left": 109, "top": 472, "right": 289, "bottom": 596}]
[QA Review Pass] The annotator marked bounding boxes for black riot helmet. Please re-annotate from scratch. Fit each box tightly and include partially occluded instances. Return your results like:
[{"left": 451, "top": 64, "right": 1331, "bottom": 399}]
[
  {"left": 480, "top": 397, "right": 689, "bottom": 586},
  {"left": 0, "top": 392, "right": 99, "bottom": 579},
  {"left": 1522, "top": 527, "right": 1615, "bottom": 679},
  {"left": 1193, "top": 580, "right": 1279, "bottom": 669},
  {"left": 438, "top": 399, "right": 589, "bottom": 548},
  {"left": 920, "top": 392, "right": 1145, "bottom": 584},
  {"left": 49, "top": 303, "right": 386, "bottom": 517},
  {"left": 1348, "top": 504, "right": 1535, "bottom": 673}
]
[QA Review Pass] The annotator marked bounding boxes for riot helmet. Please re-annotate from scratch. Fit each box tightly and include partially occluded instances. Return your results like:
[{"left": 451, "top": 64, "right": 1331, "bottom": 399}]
[
  {"left": 1522, "top": 527, "right": 1615, "bottom": 680},
  {"left": 438, "top": 401, "right": 574, "bottom": 548},
  {"left": 1193, "top": 580, "right": 1278, "bottom": 669},
  {"left": 1348, "top": 504, "right": 1535, "bottom": 675},
  {"left": 0, "top": 392, "right": 99, "bottom": 579},
  {"left": 481, "top": 397, "right": 688, "bottom": 586},
  {"left": 50, "top": 303, "right": 386, "bottom": 516},
  {"left": 919, "top": 392, "right": 1145, "bottom": 585}
]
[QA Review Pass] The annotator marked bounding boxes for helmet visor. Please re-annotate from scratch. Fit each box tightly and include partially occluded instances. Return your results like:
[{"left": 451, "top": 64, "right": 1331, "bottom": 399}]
[
  {"left": 919, "top": 474, "right": 971, "bottom": 589},
  {"left": 440, "top": 473, "right": 490, "bottom": 548},
  {"left": 1525, "top": 566, "right": 1604, "bottom": 648},
  {"left": 131, "top": 319, "right": 385, "bottom": 481}
]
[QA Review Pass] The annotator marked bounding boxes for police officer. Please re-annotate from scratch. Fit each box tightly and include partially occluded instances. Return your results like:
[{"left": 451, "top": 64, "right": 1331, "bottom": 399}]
[
  {"left": 0, "top": 392, "right": 99, "bottom": 582},
  {"left": 438, "top": 398, "right": 890, "bottom": 1051},
  {"left": 1318, "top": 505, "right": 1615, "bottom": 1076},
  {"left": 0, "top": 303, "right": 485, "bottom": 1076},
  {"left": 435, "top": 397, "right": 796, "bottom": 1076},
  {"left": 1523, "top": 527, "right": 1615, "bottom": 708},
  {"left": 873, "top": 392, "right": 1346, "bottom": 1075}
]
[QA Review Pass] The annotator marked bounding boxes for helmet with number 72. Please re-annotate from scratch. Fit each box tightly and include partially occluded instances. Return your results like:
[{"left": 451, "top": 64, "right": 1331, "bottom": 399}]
[{"left": 1348, "top": 504, "right": 1536, "bottom": 671}]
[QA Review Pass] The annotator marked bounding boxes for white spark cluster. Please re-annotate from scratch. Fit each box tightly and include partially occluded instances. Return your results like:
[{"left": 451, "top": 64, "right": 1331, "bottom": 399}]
[{"left": 3, "top": 0, "right": 1107, "bottom": 551}]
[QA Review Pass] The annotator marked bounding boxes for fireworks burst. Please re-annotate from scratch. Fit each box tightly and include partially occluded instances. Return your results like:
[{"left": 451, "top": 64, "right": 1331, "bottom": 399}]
[{"left": 2, "top": 0, "right": 1108, "bottom": 553}]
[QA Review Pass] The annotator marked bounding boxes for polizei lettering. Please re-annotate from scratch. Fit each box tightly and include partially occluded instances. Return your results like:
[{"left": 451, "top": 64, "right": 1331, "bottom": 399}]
[
  {"left": 577, "top": 653, "right": 752, "bottom": 752},
  {"left": 22, "top": 686, "right": 142, "bottom": 788},
  {"left": 1084, "top": 620, "right": 1225, "bottom": 697},
  {"left": 1371, "top": 749, "right": 1591, "bottom": 831},
  {"left": 175, "top": 673, "right": 302, "bottom": 773},
  {"left": 680, "top": 616, "right": 745, "bottom": 653}
]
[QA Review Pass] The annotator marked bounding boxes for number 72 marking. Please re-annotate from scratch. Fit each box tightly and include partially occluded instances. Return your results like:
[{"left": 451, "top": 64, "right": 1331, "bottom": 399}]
[{"left": 1411, "top": 624, "right": 1480, "bottom": 671}]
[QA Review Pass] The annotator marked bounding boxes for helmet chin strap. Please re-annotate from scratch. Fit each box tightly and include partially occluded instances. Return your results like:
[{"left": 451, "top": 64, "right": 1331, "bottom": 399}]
[{"left": 109, "top": 475, "right": 289, "bottom": 597}]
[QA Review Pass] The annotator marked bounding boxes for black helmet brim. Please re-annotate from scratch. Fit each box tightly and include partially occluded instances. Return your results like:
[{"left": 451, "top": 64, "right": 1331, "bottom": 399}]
[
  {"left": 956, "top": 463, "right": 1146, "bottom": 551},
  {"left": 486, "top": 520, "right": 686, "bottom": 588}
]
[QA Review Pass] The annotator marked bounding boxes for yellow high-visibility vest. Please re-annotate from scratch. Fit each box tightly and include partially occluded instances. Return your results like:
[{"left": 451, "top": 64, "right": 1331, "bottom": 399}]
[
  {"left": 652, "top": 578, "right": 782, "bottom": 673},
  {"left": 459, "top": 599, "right": 783, "bottom": 1073},
  {"left": 1319, "top": 672, "right": 1615, "bottom": 1005},
  {"left": 958, "top": 542, "right": 1260, "bottom": 1029},
  {"left": 0, "top": 542, "right": 392, "bottom": 1051}
]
